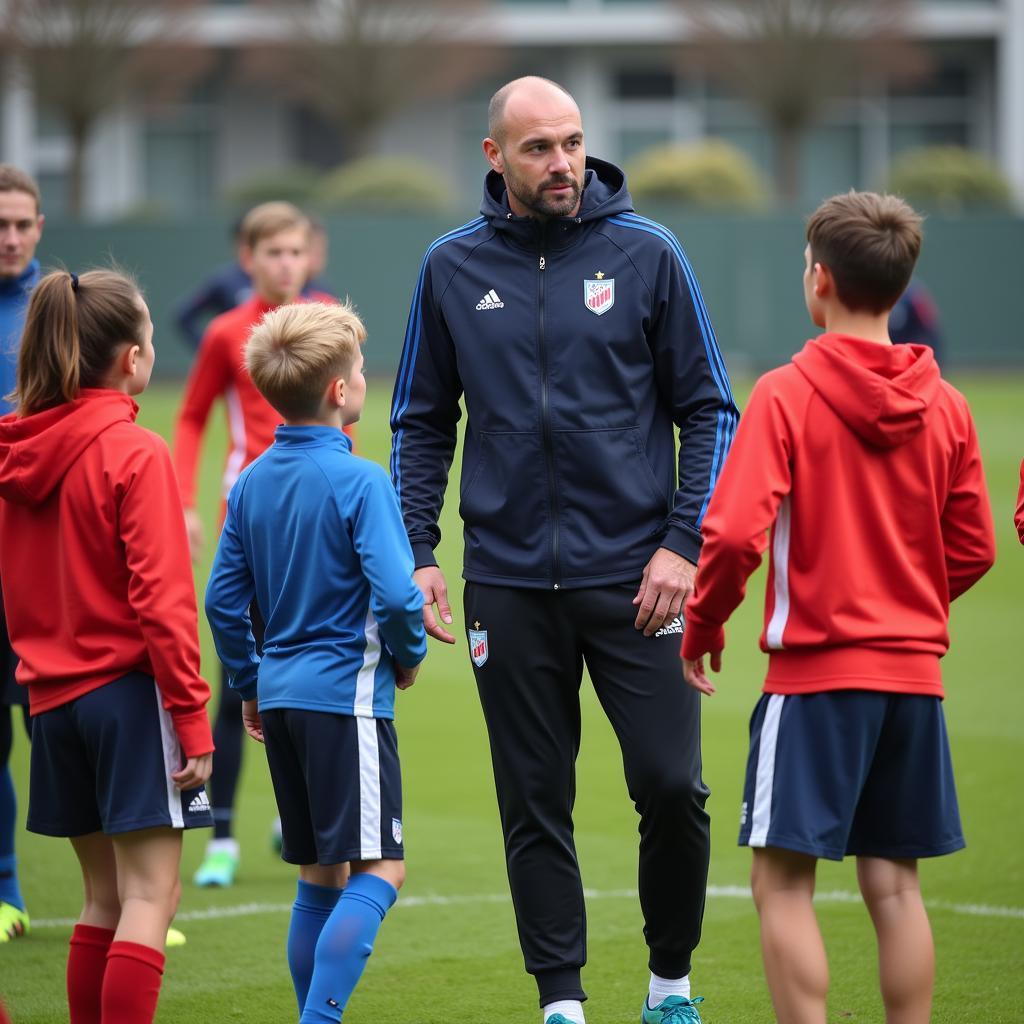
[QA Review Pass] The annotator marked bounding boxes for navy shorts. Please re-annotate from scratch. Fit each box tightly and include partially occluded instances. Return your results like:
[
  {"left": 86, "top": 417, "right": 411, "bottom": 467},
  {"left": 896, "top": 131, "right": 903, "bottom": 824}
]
[
  {"left": 27, "top": 672, "right": 214, "bottom": 837},
  {"left": 739, "top": 691, "right": 964, "bottom": 861},
  {"left": 261, "top": 709, "right": 403, "bottom": 866}
]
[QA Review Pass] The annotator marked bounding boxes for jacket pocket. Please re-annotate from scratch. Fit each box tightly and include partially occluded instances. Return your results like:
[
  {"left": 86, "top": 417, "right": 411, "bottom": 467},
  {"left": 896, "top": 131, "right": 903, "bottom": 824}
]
[
  {"left": 459, "top": 431, "right": 551, "bottom": 580},
  {"left": 553, "top": 426, "right": 670, "bottom": 577}
]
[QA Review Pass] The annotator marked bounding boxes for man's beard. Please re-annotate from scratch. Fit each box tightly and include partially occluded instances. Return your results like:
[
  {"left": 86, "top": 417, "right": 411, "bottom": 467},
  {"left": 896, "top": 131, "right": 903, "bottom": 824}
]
[{"left": 507, "top": 171, "right": 582, "bottom": 219}]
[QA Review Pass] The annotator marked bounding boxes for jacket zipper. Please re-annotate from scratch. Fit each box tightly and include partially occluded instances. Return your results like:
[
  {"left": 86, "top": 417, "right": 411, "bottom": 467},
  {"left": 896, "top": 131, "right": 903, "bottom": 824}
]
[{"left": 537, "top": 242, "right": 561, "bottom": 589}]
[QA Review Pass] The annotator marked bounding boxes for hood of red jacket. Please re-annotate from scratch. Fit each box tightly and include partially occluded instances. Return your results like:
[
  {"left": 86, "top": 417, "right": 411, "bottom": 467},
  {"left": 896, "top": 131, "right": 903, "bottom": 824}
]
[
  {"left": 0, "top": 389, "right": 138, "bottom": 506},
  {"left": 792, "top": 333, "right": 941, "bottom": 449}
]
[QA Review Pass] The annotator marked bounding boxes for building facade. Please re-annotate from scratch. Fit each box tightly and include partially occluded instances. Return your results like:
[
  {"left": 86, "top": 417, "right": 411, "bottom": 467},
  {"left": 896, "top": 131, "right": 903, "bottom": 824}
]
[{"left": 2, "top": 0, "right": 1022, "bottom": 218}]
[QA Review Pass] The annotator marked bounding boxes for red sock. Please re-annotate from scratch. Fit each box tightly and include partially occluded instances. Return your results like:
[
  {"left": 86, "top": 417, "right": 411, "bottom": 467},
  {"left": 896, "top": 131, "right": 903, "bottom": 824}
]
[
  {"left": 67, "top": 924, "right": 115, "bottom": 1024},
  {"left": 101, "top": 941, "right": 166, "bottom": 1024}
]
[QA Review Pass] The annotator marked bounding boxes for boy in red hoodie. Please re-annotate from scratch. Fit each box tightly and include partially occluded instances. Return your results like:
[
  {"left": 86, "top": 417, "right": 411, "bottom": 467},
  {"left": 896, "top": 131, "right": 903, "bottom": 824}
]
[{"left": 682, "top": 191, "right": 995, "bottom": 1024}]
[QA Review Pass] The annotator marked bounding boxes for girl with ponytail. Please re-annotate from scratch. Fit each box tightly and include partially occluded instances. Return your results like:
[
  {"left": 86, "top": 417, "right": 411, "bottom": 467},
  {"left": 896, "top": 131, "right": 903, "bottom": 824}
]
[{"left": 0, "top": 269, "right": 214, "bottom": 1024}]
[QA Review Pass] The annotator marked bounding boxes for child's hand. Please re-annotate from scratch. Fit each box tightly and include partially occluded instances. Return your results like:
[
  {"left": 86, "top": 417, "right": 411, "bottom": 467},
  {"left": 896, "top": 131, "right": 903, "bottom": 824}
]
[
  {"left": 241, "top": 699, "right": 264, "bottom": 743},
  {"left": 173, "top": 753, "right": 212, "bottom": 790},
  {"left": 184, "top": 507, "right": 205, "bottom": 564},
  {"left": 396, "top": 663, "right": 420, "bottom": 690},
  {"left": 683, "top": 651, "right": 721, "bottom": 695}
]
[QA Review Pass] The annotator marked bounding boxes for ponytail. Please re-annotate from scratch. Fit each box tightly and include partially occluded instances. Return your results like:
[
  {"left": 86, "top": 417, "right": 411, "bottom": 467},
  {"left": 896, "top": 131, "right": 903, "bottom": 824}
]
[{"left": 12, "top": 268, "right": 145, "bottom": 415}]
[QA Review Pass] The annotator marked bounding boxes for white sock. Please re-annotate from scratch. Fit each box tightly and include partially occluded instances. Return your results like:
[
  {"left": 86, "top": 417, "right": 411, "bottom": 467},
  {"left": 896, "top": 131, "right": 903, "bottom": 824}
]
[
  {"left": 206, "top": 838, "right": 240, "bottom": 858},
  {"left": 542, "top": 999, "right": 585, "bottom": 1024},
  {"left": 648, "top": 972, "right": 691, "bottom": 1007}
]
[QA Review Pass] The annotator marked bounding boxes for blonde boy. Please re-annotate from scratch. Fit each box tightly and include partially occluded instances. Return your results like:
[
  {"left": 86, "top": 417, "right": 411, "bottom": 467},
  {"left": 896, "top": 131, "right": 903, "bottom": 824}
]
[{"left": 206, "top": 303, "right": 426, "bottom": 1022}]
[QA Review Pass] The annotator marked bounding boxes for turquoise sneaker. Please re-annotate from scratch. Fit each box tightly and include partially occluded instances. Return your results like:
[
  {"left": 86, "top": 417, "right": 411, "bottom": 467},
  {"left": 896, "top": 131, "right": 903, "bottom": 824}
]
[
  {"left": 544, "top": 1016, "right": 578, "bottom": 1024},
  {"left": 641, "top": 995, "right": 704, "bottom": 1023},
  {"left": 193, "top": 848, "right": 239, "bottom": 887}
]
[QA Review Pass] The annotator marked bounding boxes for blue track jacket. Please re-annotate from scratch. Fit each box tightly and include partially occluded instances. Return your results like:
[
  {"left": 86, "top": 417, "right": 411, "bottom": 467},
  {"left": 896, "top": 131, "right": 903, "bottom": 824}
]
[
  {"left": 0, "top": 259, "right": 40, "bottom": 415},
  {"left": 205, "top": 426, "right": 427, "bottom": 718},
  {"left": 390, "top": 158, "right": 738, "bottom": 589}
]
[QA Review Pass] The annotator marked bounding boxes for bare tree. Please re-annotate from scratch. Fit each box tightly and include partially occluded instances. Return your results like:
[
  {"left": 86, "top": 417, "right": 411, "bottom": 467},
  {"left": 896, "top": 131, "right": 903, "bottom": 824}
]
[
  {"left": 2, "top": 0, "right": 208, "bottom": 218},
  {"left": 674, "top": 0, "right": 927, "bottom": 202},
  {"left": 245, "top": 0, "right": 497, "bottom": 162}
]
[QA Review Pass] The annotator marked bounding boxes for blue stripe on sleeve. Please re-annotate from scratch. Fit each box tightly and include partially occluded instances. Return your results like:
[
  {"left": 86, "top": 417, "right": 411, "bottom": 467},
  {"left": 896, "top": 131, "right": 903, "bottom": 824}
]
[
  {"left": 389, "top": 217, "right": 487, "bottom": 494},
  {"left": 608, "top": 214, "right": 739, "bottom": 526}
]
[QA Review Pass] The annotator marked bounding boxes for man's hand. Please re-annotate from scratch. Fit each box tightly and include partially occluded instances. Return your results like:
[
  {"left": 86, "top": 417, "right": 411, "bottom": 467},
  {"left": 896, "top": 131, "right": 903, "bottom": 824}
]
[
  {"left": 683, "top": 651, "right": 722, "bottom": 695},
  {"left": 172, "top": 753, "right": 212, "bottom": 790},
  {"left": 395, "top": 662, "right": 421, "bottom": 690},
  {"left": 633, "top": 548, "right": 696, "bottom": 636},
  {"left": 241, "top": 699, "right": 264, "bottom": 743},
  {"left": 413, "top": 566, "right": 456, "bottom": 644},
  {"left": 184, "top": 507, "right": 205, "bottom": 565}
]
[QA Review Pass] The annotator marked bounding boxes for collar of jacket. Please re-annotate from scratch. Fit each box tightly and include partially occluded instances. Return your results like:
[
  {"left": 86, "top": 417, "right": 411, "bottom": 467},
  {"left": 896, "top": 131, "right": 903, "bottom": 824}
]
[{"left": 481, "top": 156, "right": 634, "bottom": 254}]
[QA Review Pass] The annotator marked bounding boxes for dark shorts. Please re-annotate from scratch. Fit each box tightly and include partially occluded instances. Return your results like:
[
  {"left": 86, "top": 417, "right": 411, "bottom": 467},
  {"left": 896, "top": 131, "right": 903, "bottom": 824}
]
[
  {"left": 261, "top": 708, "right": 403, "bottom": 866},
  {"left": 739, "top": 691, "right": 964, "bottom": 861},
  {"left": 27, "top": 672, "right": 214, "bottom": 837},
  {"left": 0, "top": 589, "right": 26, "bottom": 708}
]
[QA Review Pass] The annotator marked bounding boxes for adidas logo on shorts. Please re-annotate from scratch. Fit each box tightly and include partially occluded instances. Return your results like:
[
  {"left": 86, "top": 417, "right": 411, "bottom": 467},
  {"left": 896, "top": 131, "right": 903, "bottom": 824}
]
[
  {"left": 654, "top": 616, "right": 684, "bottom": 638},
  {"left": 188, "top": 792, "right": 211, "bottom": 814}
]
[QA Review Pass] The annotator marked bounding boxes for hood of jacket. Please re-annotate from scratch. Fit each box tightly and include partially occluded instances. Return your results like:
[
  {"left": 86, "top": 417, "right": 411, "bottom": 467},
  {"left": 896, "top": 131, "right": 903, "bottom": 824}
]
[
  {"left": 0, "top": 389, "right": 138, "bottom": 506},
  {"left": 792, "top": 333, "right": 941, "bottom": 449},
  {"left": 481, "top": 156, "right": 634, "bottom": 249}
]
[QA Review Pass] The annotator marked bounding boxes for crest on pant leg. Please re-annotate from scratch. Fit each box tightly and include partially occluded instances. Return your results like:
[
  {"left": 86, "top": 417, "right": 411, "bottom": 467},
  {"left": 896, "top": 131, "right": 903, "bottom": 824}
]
[
  {"left": 469, "top": 628, "right": 489, "bottom": 667},
  {"left": 392, "top": 817, "right": 403, "bottom": 844}
]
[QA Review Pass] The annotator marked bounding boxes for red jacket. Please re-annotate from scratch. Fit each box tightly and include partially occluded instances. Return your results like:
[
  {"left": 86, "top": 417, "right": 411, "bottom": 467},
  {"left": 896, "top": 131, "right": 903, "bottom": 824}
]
[
  {"left": 683, "top": 334, "right": 995, "bottom": 697},
  {"left": 0, "top": 390, "right": 213, "bottom": 756},
  {"left": 173, "top": 293, "right": 344, "bottom": 510},
  {"left": 1016, "top": 460, "right": 1024, "bottom": 545}
]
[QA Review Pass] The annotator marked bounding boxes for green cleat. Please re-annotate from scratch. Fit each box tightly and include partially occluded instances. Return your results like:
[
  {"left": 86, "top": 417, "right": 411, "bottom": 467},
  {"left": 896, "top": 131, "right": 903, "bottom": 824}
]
[
  {"left": 193, "top": 849, "right": 239, "bottom": 888},
  {"left": 641, "top": 995, "right": 704, "bottom": 1023},
  {"left": 0, "top": 902, "right": 29, "bottom": 943},
  {"left": 165, "top": 927, "right": 187, "bottom": 948}
]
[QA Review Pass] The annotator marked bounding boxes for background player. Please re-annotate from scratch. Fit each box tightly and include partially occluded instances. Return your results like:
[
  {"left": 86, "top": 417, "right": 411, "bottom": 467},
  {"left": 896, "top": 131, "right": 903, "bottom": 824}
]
[
  {"left": 0, "top": 164, "right": 44, "bottom": 944},
  {"left": 173, "top": 201, "right": 334, "bottom": 888},
  {"left": 682, "top": 191, "right": 995, "bottom": 1024},
  {"left": 205, "top": 302, "right": 426, "bottom": 1021},
  {"left": 0, "top": 269, "right": 214, "bottom": 1023}
]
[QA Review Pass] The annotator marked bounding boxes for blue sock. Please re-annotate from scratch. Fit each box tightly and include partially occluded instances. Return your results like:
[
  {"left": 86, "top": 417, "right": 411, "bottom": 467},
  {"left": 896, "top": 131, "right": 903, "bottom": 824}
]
[
  {"left": 0, "top": 765, "right": 24, "bottom": 911},
  {"left": 299, "top": 872, "right": 398, "bottom": 1023},
  {"left": 288, "top": 880, "right": 343, "bottom": 1013}
]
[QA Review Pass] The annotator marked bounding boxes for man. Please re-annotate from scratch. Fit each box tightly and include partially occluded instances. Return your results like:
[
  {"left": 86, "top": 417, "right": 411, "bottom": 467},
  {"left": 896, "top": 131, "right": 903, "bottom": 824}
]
[
  {"left": 390, "top": 77, "right": 737, "bottom": 1024},
  {"left": 0, "top": 164, "right": 43, "bottom": 943}
]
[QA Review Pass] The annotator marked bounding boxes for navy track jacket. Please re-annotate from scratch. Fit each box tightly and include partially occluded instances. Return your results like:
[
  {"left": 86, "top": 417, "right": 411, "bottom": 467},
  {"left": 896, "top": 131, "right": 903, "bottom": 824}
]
[{"left": 390, "top": 157, "right": 739, "bottom": 590}]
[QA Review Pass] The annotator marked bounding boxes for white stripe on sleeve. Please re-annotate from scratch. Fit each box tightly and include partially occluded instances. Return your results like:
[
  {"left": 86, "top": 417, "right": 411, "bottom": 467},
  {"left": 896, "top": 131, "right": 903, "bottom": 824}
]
[
  {"left": 353, "top": 607, "right": 381, "bottom": 717},
  {"left": 765, "top": 495, "right": 792, "bottom": 650}
]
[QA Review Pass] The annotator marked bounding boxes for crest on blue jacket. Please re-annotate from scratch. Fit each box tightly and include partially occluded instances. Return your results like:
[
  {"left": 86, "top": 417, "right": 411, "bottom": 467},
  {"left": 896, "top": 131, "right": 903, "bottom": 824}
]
[
  {"left": 469, "top": 628, "right": 489, "bottom": 667},
  {"left": 584, "top": 277, "right": 615, "bottom": 315}
]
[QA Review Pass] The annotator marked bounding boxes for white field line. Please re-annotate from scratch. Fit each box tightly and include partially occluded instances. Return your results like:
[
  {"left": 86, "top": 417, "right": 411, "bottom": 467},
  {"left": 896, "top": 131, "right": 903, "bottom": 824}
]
[{"left": 30, "top": 884, "right": 1024, "bottom": 930}]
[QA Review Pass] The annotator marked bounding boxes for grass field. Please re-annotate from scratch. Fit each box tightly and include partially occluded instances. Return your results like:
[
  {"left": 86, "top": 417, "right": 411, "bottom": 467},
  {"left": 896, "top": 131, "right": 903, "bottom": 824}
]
[{"left": 2, "top": 375, "right": 1023, "bottom": 1023}]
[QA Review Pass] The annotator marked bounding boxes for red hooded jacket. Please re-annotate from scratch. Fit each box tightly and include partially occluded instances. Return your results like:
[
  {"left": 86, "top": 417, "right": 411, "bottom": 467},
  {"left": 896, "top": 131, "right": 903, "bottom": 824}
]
[
  {"left": 1016, "top": 460, "right": 1024, "bottom": 545},
  {"left": 0, "top": 390, "right": 213, "bottom": 756},
  {"left": 683, "top": 334, "right": 995, "bottom": 697}
]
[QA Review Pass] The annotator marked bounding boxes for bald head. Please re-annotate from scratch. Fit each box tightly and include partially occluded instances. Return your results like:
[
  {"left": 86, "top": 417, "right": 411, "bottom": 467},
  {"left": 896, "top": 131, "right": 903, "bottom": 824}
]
[{"left": 487, "top": 76, "right": 579, "bottom": 146}]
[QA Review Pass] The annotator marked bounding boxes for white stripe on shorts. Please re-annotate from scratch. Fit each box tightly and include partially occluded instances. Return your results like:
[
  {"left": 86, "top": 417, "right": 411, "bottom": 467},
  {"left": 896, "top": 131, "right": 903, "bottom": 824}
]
[
  {"left": 748, "top": 694, "right": 785, "bottom": 848},
  {"left": 357, "top": 717, "right": 382, "bottom": 860},
  {"left": 153, "top": 683, "right": 185, "bottom": 828},
  {"left": 353, "top": 607, "right": 382, "bottom": 717}
]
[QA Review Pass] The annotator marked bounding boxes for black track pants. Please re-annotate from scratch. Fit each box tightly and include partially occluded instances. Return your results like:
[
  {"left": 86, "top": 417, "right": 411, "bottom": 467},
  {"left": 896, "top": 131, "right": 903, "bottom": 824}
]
[{"left": 464, "top": 582, "right": 711, "bottom": 1006}]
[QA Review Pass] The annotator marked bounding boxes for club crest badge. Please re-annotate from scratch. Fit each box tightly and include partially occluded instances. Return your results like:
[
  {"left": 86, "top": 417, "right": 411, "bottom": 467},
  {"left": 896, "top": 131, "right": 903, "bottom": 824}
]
[
  {"left": 468, "top": 628, "right": 489, "bottom": 667},
  {"left": 392, "top": 817, "right": 403, "bottom": 844},
  {"left": 584, "top": 277, "right": 615, "bottom": 316}
]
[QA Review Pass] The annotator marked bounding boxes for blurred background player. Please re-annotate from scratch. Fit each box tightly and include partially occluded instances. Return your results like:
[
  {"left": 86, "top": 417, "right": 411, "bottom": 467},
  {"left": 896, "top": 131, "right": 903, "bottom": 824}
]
[
  {"left": 174, "top": 212, "right": 337, "bottom": 351},
  {"left": 173, "top": 201, "right": 337, "bottom": 888},
  {"left": 889, "top": 278, "right": 943, "bottom": 363},
  {"left": 0, "top": 164, "right": 44, "bottom": 944},
  {"left": 205, "top": 302, "right": 426, "bottom": 1022},
  {"left": 683, "top": 191, "right": 995, "bottom": 1024},
  {"left": 0, "top": 269, "right": 214, "bottom": 1024}
]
